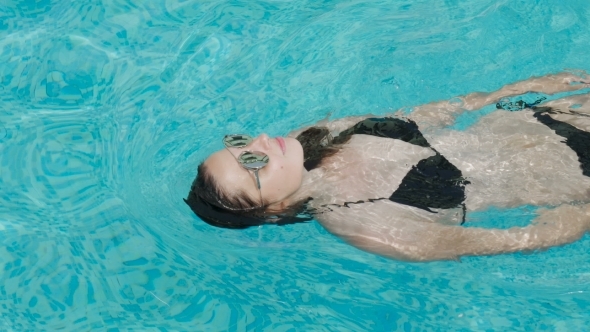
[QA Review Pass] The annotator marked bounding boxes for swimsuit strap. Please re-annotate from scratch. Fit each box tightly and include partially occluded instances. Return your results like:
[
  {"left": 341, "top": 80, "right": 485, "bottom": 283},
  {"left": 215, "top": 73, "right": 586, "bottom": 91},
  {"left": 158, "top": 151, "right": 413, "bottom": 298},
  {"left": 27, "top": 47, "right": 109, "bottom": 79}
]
[{"left": 333, "top": 117, "right": 431, "bottom": 147}]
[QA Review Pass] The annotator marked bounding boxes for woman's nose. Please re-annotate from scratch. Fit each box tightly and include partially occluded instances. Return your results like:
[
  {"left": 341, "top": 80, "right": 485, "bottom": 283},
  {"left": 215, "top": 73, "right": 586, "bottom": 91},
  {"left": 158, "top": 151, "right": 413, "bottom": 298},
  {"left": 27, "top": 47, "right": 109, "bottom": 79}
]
[{"left": 250, "top": 134, "right": 270, "bottom": 150}]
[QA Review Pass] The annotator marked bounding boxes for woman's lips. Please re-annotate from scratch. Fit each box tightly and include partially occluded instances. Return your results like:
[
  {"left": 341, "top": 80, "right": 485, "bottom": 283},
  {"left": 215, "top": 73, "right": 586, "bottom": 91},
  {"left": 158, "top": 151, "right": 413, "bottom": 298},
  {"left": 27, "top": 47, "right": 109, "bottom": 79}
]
[{"left": 276, "top": 137, "right": 286, "bottom": 154}]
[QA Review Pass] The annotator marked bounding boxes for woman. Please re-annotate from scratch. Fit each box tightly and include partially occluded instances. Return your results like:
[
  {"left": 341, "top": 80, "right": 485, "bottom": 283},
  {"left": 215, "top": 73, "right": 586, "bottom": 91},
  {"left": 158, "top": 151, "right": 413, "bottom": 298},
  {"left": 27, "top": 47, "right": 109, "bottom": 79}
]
[{"left": 185, "top": 71, "right": 590, "bottom": 262}]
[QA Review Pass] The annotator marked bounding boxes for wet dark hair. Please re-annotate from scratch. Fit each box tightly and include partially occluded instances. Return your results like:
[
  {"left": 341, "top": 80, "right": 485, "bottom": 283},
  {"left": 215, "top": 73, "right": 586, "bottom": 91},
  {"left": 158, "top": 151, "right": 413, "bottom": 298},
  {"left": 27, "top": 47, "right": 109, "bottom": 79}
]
[
  {"left": 184, "top": 163, "right": 313, "bottom": 229},
  {"left": 184, "top": 126, "right": 352, "bottom": 229}
]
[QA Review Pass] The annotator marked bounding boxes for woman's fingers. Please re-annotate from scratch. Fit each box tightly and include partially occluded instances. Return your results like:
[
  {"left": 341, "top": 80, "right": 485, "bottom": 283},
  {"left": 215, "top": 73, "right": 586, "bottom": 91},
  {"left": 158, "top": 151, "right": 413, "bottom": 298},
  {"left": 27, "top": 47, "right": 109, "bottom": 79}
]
[{"left": 555, "top": 71, "right": 590, "bottom": 87}]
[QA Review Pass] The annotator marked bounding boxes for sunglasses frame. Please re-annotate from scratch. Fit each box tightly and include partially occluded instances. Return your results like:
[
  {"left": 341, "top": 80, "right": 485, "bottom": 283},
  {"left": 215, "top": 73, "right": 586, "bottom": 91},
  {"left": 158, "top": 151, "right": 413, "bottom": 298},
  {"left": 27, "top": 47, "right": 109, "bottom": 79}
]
[{"left": 222, "top": 134, "right": 269, "bottom": 208}]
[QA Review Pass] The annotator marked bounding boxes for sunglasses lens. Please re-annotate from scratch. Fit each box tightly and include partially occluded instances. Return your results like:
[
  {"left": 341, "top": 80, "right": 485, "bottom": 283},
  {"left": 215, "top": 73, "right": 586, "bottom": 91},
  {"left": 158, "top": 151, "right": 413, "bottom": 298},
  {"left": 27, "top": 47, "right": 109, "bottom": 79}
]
[
  {"left": 223, "top": 135, "right": 253, "bottom": 148},
  {"left": 238, "top": 151, "right": 269, "bottom": 170}
]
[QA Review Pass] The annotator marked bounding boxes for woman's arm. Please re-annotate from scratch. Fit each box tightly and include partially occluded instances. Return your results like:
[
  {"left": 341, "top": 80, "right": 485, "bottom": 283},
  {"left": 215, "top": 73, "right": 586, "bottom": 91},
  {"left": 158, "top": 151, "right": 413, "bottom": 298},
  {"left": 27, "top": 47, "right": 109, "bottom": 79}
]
[
  {"left": 320, "top": 201, "right": 590, "bottom": 262},
  {"left": 288, "top": 71, "right": 590, "bottom": 137},
  {"left": 407, "top": 71, "right": 590, "bottom": 129},
  {"left": 287, "top": 72, "right": 590, "bottom": 137}
]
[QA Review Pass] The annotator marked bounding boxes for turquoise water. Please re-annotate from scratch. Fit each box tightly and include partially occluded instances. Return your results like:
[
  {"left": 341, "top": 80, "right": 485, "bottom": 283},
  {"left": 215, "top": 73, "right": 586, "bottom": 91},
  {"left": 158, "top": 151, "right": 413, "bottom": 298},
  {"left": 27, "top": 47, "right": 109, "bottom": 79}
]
[{"left": 1, "top": 0, "right": 590, "bottom": 330}]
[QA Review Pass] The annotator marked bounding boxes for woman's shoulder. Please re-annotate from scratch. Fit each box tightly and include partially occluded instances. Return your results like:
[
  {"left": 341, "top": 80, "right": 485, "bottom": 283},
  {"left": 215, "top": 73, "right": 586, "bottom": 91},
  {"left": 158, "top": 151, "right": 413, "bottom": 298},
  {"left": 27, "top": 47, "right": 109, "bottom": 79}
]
[{"left": 287, "top": 114, "right": 376, "bottom": 139}]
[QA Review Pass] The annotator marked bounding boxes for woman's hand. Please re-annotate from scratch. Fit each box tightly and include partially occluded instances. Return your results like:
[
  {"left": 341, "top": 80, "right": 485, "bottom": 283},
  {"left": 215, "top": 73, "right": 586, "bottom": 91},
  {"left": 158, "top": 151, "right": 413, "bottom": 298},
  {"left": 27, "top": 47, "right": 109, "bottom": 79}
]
[{"left": 472, "top": 71, "right": 590, "bottom": 109}]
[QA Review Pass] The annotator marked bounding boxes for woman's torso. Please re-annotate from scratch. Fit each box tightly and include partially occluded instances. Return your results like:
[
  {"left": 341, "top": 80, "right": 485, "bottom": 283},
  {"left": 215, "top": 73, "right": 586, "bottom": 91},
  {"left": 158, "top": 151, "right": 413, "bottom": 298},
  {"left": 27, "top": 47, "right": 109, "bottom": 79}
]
[{"left": 308, "top": 109, "right": 590, "bottom": 220}]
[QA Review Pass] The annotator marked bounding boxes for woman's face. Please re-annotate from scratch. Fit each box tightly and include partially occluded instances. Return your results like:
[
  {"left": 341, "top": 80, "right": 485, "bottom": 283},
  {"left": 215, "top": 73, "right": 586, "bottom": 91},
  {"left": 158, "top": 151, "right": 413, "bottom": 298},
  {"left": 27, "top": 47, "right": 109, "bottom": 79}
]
[{"left": 204, "top": 134, "right": 306, "bottom": 210}]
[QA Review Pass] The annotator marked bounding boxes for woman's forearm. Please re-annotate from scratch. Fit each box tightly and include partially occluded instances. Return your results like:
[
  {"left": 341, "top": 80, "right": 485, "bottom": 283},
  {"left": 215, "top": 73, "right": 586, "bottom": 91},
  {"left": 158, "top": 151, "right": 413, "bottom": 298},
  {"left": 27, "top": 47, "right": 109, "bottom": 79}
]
[
  {"left": 341, "top": 203, "right": 590, "bottom": 262},
  {"left": 408, "top": 71, "right": 590, "bottom": 129},
  {"left": 463, "top": 71, "right": 590, "bottom": 110},
  {"left": 289, "top": 72, "right": 589, "bottom": 135},
  {"left": 430, "top": 203, "right": 590, "bottom": 261}
]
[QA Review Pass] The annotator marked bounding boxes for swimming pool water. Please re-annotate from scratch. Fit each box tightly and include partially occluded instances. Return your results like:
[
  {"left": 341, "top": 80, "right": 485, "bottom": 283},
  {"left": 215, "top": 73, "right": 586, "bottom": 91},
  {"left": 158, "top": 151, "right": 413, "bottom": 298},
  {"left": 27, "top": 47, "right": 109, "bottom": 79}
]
[{"left": 1, "top": 0, "right": 590, "bottom": 330}]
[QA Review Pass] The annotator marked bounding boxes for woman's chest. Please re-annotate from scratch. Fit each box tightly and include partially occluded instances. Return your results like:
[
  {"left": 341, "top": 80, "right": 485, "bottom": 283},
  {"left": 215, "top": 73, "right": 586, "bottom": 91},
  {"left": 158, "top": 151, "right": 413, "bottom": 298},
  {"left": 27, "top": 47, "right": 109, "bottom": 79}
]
[{"left": 314, "top": 135, "right": 435, "bottom": 205}]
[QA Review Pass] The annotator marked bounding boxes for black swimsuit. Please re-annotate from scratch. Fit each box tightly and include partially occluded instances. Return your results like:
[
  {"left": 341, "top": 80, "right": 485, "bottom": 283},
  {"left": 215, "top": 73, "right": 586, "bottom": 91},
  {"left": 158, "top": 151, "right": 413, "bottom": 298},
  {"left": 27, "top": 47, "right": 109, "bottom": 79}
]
[{"left": 337, "top": 117, "right": 470, "bottom": 215}]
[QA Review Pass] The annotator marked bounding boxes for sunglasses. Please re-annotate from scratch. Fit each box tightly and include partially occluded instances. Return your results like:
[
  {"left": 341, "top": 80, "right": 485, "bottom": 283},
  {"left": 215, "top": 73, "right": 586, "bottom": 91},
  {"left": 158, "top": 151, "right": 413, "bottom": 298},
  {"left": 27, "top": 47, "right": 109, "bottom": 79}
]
[{"left": 222, "top": 134, "right": 269, "bottom": 206}]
